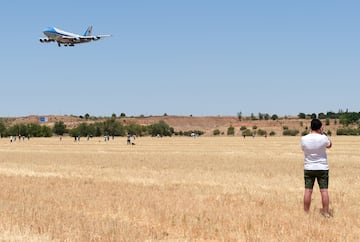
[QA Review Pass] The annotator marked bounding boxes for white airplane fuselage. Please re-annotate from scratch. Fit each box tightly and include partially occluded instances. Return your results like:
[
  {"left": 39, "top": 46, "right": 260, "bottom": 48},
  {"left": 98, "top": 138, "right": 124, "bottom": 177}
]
[{"left": 40, "top": 26, "right": 110, "bottom": 47}]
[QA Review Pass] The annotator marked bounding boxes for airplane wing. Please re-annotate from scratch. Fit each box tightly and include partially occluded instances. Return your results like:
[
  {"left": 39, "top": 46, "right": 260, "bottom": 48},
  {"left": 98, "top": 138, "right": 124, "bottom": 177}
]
[
  {"left": 80, "top": 34, "right": 112, "bottom": 40},
  {"left": 59, "top": 35, "right": 111, "bottom": 42},
  {"left": 61, "top": 36, "right": 82, "bottom": 42}
]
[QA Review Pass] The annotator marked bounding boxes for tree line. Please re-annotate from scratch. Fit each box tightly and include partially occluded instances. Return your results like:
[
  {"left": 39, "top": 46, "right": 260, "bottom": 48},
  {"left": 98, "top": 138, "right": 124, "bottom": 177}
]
[
  {"left": 0, "top": 118, "right": 178, "bottom": 138},
  {"left": 297, "top": 111, "right": 360, "bottom": 125},
  {"left": 1, "top": 110, "right": 360, "bottom": 138}
]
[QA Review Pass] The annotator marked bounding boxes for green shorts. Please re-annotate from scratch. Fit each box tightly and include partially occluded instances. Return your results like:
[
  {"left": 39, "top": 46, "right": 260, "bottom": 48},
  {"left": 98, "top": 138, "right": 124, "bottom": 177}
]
[{"left": 304, "top": 170, "right": 329, "bottom": 189}]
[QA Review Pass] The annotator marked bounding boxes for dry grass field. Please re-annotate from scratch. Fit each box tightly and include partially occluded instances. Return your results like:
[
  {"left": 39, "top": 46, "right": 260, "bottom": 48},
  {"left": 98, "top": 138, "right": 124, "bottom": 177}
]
[{"left": 0, "top": 136, "right": 359, "bottom": 241}]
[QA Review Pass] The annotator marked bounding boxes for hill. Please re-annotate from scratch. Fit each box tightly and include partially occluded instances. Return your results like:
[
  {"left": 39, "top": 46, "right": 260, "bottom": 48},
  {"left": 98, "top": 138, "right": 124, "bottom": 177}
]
[{"left": 6, "top": 115, "right": 341, "bottom": 136}]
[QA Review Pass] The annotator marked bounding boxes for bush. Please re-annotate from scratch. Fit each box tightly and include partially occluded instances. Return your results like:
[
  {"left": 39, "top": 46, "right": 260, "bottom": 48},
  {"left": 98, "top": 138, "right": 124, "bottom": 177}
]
[
  {"left": 242, "top": 129, "right": 253, "bottom": 137},
  {"left": 213, "top": 129, "right": 221, "bottom": 136},
  {"left": 336, "top": 128, "right": 360, "bottom": 136},
  {"left": 283, "top": 129, "right": 300, "bottom": 136},
  {"left": 240, "top": 126, "right": 247, "bottom": 131},
  {"left": 257, "top": 129, "right": 266, "bottom": 136},
  {"left": 176, "top": 130, "right": 205, "bottom": 136},
  {"left": 227, "top": 126, "right": 235, "bottom": 135},
  {"left": 301, "top": 130, "right": 309, "bottom": 136}
]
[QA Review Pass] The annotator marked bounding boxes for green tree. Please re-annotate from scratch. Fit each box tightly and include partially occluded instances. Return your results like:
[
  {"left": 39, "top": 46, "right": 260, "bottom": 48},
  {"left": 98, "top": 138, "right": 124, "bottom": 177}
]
[
  {"left": 53, "top": 121, "right": 67, "bottom": 135},
  {"left": 326, "top": 111, "right": 338, "bottom": 119},
  {"left": 237, "top": 112, "right": 242, "bottom": 121},
  {"left": 41, "top": 125, "right": 53, "bottom": 137},
  {"left": 298, "top": 113, "right": 306, "bottom": 119},
  {"left": 103, "top": 118, "right": 125, "bottom": 136},
  {"left": 7, "top": 124, "right": 27, "bottom": 136},
  {"left": 126, "top": 123, "right": 146, "bottom": 136},
  {"left": 69, "top": 123, "right": 95, "bottom": 137},
  {"left": 271, "top": 114, "right": 278, "bottom": 120},
  {"left": 148, "top": 120, "right": 174, "bottom": 137},
  {"left": 27, "top": 123, "right": 42, "bottom": 137},
  {"left": 251, "top": 113, "right": 257, "bottom": 120},
  {"left": 78, "top": 123, "right": 91, "bottom": 136},
  {"left": 318, "top": 113, "right": 326, "bottom": 119},
  {"left": 93, "top": 123, "right": 102, "bottom": 136},
  {"left": 258, "top": 113, "right": 264, "bottom": 120},
  {"left": 339, "top": 112, "right": 360, "bottom": 126},
  {"left": 69, "top": 127, "right": 80, "bottom": 137},
  {"left": 0, "top": 121, "right": 6, "bottom": 136}
]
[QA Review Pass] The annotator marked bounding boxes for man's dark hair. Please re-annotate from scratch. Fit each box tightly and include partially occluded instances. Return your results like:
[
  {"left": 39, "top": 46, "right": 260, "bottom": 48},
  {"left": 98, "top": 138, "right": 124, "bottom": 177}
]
[{"left": 311, "top": 119, "right": 322, "bottom": 131}]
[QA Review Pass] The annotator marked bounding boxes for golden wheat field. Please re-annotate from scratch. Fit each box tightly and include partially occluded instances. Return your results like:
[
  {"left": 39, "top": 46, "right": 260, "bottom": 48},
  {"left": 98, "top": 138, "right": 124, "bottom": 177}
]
[{"left": 0, "top": 136, "right": 359, "bottom": 241}]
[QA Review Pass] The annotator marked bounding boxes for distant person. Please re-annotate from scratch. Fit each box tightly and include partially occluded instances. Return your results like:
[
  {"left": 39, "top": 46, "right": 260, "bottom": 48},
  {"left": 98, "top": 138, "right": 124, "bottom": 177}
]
[
  {"left": 301, "top": 119, "right": 332, "bottom": 218},
  {"left": 127, "top": 133, "right": 131, "bottom": 145},
  {"left": 131, "top": 135, "right": 137, "bottom": 145}
]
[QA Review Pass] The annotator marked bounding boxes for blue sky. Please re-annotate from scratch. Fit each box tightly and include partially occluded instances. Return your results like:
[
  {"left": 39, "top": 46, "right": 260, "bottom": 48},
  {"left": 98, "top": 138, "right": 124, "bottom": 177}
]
[{"left": 0, "top": 1, "right": 359, "bottom": 117}]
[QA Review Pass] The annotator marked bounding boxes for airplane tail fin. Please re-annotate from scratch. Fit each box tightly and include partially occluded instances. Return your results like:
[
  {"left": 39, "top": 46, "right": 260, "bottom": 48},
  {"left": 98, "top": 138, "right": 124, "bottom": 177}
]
[{"left": 83, "top": 26, "right": 93, "bottom": 36}]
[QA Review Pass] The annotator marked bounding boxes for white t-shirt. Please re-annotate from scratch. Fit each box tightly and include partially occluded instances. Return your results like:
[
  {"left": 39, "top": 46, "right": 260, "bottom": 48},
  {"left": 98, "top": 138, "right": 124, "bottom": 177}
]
[{"left": 301, "top": 133, "right": 331, "bottom": 170}]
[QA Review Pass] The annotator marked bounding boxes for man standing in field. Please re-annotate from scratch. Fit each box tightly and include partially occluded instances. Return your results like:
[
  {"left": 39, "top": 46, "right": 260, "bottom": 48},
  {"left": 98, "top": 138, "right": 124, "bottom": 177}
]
[{"left": 301, "top": 118, "right": 332, "bottom": 218}]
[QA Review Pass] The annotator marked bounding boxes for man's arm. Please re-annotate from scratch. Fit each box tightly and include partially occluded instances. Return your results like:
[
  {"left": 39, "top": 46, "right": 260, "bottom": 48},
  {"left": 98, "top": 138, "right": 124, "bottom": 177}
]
[{"left": 326, "top": 139, "right": 332, "bottom": 149}]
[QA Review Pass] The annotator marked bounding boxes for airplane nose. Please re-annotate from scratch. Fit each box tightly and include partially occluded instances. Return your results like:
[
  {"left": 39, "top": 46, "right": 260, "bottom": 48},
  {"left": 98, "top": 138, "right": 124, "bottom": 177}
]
[
  {"left": 43, "top": 27, "right": 56, "bottom": 37},
  {"left": 43, "top": 27, "right": 55, "bottom": 33}
]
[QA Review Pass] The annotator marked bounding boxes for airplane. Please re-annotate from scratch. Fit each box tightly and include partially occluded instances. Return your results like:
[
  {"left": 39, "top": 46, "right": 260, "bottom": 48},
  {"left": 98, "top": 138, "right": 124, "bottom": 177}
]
[{"left": 39, "top": 26, "right": 111, "bottom": 47}]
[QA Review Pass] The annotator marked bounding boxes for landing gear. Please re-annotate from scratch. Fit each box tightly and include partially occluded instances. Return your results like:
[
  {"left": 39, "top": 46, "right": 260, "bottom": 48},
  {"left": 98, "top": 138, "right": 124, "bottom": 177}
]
[{"left": 57, "top": 42, "right": 74, "bottom": 47}]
